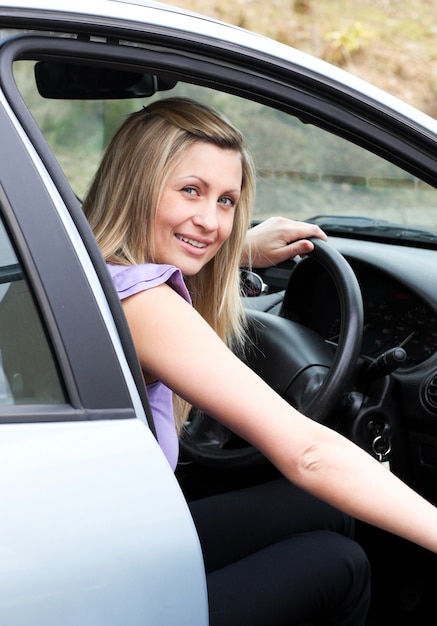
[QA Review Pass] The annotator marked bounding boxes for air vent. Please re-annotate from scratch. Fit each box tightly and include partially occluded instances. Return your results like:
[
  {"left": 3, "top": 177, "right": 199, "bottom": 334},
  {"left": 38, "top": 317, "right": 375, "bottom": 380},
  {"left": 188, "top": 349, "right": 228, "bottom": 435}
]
[{"left": 423, "top": 373, "right": 437, "bottom": 411}]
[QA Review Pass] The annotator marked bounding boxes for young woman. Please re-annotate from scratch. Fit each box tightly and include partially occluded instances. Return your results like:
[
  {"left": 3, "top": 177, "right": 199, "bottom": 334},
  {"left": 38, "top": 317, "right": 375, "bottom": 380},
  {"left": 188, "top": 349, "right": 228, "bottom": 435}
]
[{"left": 84, "top": 97, "right": 437, "bottom": 625}]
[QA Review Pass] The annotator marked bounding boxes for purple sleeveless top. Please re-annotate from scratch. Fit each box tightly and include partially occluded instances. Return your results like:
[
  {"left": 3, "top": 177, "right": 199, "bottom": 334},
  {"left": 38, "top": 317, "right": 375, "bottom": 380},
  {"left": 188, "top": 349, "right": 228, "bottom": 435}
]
[{"left": 107, "top": 263, "right": 191, "bottom": 471}]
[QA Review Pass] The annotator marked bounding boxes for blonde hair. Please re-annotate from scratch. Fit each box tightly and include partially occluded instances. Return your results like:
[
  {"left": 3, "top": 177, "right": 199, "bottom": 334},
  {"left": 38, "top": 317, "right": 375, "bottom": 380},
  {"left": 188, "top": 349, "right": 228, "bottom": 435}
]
[{"left": 84, "top": 95, "right": 256, "bottom": 353}]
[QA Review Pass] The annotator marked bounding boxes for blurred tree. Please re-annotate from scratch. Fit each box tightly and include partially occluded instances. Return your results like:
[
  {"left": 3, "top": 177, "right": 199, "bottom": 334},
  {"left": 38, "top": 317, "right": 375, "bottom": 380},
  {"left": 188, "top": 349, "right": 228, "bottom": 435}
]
[{"left": 294, "top": 0, "right": 311, "bottom": 13}]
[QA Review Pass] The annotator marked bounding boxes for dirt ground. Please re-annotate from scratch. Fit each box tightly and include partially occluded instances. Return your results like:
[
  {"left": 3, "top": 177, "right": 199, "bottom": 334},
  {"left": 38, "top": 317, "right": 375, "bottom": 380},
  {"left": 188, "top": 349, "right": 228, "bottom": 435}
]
[{"left": 162, "top": 0, "right": 437, "bottom": 118}]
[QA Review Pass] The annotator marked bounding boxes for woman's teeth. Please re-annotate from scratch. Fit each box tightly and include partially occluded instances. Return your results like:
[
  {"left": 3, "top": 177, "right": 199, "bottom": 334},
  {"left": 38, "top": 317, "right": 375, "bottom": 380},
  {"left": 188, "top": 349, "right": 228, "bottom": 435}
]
[{"left": 176, "top": 234, "right": 207, "bottom": 248}]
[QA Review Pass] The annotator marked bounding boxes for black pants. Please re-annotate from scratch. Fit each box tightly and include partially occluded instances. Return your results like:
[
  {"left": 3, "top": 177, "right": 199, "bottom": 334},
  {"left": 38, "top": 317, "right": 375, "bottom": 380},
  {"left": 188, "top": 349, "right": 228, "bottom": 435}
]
[{"left": 189, "top": 478, "right": 371, "bottom": 626}]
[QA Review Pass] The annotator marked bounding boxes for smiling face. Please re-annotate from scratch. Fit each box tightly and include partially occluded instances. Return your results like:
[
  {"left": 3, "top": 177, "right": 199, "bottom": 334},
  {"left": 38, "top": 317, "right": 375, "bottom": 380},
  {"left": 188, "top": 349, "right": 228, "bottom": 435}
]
[{"left": 153, "top": 141, "right": 243, "bottom": 276}]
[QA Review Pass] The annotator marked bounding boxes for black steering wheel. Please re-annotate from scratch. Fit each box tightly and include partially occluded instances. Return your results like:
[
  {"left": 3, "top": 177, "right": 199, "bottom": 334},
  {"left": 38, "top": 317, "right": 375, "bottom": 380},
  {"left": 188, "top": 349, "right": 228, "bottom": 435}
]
[{"left": 180, "top": 239, "right": 364, "bottom": 468}]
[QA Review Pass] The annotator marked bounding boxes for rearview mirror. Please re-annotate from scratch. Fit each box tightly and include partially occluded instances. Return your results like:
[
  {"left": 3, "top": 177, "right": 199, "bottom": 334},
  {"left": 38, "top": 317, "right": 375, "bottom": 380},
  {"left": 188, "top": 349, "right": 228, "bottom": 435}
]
[{"left": 34, "top": 61, "right": 177, "bottom": 99}]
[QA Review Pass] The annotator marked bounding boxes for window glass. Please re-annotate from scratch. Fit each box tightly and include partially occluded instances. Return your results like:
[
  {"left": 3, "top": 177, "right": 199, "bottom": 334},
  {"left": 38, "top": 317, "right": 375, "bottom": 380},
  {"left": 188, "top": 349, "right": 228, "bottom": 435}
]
[
  {"left": 13, "top": 60, "right": 437, "bottom": 230},
  {"left": 175, "top": 88, "right": 437, "bottom": 230},
  {"left": 0, "top": 217, "right": 65, "bottom": 405}
]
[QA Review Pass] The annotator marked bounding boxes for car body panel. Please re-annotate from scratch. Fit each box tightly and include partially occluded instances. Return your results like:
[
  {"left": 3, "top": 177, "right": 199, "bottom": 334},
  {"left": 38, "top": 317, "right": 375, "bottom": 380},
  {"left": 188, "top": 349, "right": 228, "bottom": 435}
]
[{"left": 0, "top": 419, "right": 207, "bottom": 625}]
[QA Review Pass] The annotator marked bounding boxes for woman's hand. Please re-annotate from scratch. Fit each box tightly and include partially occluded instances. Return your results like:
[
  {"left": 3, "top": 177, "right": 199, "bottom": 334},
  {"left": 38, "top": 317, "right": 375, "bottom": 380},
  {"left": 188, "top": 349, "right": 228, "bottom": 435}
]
[{"left": 241, "top": 216, "right": 328, "bottom": 268}]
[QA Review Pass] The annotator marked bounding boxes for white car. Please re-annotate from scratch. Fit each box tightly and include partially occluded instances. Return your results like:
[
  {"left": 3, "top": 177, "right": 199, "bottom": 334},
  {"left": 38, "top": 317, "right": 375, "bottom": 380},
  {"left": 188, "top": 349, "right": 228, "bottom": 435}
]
[{"left": 0, "top": 1, "right": 437, "bottom": 623}]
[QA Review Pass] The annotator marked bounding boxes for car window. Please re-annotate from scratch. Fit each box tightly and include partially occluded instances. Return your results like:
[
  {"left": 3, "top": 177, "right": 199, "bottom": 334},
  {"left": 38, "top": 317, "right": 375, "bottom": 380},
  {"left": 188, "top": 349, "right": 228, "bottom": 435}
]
[
  {"left": 0, "top": 215, "right": 65, "bottom": 406},
  {"left": 13, "top": 59, "right": 437, "bottom": 231},
  {"left": 163, "top": 87, "right": 437, "bottom": 231}
]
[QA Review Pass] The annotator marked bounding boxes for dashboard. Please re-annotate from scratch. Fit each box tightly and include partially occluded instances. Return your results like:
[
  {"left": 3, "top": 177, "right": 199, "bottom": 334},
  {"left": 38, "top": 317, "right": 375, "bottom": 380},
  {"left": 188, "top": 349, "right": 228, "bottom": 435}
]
[
  {"left": 302, "top": 265, "right": 437, "bottom": 365},
  {"left": 277, "top": 238, "right": 437, "bottom": 369}
]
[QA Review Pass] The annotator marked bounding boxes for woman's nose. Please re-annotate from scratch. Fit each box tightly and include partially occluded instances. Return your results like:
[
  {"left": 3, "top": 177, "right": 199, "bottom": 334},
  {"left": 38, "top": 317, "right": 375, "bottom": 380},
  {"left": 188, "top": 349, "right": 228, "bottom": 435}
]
[{"left": 192, "top": 200, "right": 219, "bottom": 231}]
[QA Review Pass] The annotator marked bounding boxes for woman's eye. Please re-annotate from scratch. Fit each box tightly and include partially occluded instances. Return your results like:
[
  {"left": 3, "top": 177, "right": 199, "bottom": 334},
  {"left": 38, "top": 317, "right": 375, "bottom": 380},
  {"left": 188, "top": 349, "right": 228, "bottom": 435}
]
[
  {"left": 219, "top": 196, "right": 237, "bottom": 208},
  {"left": 182, "top": 186, "right": 197, "bottom": 196}
]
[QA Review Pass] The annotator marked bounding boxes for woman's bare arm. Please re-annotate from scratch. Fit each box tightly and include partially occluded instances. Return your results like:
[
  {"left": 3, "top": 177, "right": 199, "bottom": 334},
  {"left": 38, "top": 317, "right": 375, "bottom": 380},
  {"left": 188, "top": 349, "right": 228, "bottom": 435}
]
[{"left": 123, "top": 283, "right": 437, "bottom": 553}]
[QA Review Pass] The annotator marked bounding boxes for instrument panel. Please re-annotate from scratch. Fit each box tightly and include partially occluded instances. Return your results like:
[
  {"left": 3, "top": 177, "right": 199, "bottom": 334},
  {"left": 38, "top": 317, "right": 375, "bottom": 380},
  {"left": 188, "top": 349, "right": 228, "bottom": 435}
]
[{"left": 287, "top": 260, "right": 437, "bottom": 367}]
